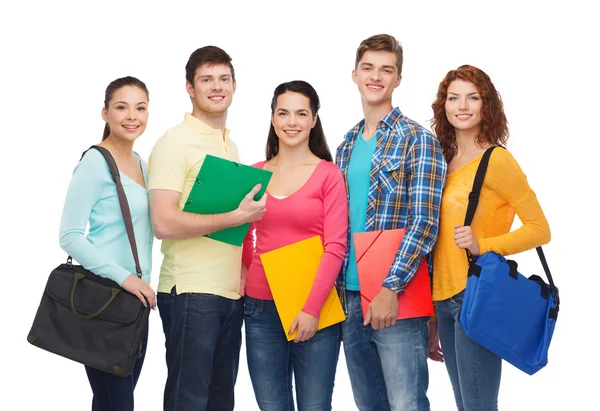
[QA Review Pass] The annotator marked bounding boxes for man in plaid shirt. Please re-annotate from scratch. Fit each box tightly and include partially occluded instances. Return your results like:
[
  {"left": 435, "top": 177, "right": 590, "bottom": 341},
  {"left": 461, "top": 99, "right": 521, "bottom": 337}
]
[{"left": 336, "top": 34, "right": 446, "bottom": 411}]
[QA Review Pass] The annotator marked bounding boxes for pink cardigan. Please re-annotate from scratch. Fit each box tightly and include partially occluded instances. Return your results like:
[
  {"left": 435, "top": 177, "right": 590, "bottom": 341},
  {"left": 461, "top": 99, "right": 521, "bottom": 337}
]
[{"left": 242, "top": 160, "right": 348, "bottom": 318}]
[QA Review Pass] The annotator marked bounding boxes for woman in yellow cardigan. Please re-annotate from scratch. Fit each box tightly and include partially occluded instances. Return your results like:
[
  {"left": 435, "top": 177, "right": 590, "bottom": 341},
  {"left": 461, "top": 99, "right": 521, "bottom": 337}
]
[{"left": 429, "top": 65, "right": 550, "bottom": 411}]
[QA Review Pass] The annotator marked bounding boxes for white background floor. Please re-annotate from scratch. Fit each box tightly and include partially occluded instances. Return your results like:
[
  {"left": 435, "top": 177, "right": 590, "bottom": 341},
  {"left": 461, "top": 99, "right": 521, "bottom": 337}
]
[{"left": 2, "top": 0, "right": 596, "bottom": 409}]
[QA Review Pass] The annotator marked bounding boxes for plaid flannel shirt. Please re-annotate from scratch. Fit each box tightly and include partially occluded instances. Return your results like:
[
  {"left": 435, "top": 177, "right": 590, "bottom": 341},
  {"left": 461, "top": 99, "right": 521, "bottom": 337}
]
[{"left": 336, "top": 107, "right": 446, "bottom": 300}]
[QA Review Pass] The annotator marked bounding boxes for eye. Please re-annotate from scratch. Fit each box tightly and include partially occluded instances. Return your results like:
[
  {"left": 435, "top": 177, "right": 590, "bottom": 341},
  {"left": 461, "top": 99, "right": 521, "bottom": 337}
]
[
  {"left": 384, "top": 69, "right": 393, "bottom": 74},
  {"left": 222, "top": 77, "right": 230, "bottom": 82},
  {"left": 137, "top": 106, "right": 146, "bottom": 111},
  {"left": 116, "top": 105, "right": 126, "bottom": 110},
  {"left": 447, "top": 97, "right": 457, "bottom": 101},
  {"left": 363, "top": 66, "right": 371, "bottom": 71},
  {"left": 277, "top": 112, "right": 287, "bottom": 117},
  {"left": 469, "top": 96, "right": 480, "bottom": 101},
  {"left": 201, "top": 78, "right": 210, "bottom": 83}
]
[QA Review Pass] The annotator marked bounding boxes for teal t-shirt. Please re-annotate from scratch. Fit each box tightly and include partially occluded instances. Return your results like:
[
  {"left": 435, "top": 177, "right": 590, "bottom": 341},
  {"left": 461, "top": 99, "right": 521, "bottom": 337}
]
[{"left": 346, "top": 128, "right": 377, "bottom": 290}]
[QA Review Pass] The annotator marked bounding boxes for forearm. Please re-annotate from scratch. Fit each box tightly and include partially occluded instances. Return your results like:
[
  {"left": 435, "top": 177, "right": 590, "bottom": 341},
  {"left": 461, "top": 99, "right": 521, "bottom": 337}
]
[
  {"left": 59, "top": 231, "right": 132, "bottom": 285},
  {"left": 152, "top": 208, "right": 242, "bottom": 240},
  {"left": 303, "top": 245, "right": 346, "bottom": 318}
]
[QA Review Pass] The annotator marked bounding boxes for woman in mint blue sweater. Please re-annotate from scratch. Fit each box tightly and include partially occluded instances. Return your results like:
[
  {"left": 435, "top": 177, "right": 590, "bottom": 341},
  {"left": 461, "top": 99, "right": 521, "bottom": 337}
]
[{"left": 59, "top": 76, "right": 155, "bottom": 411}]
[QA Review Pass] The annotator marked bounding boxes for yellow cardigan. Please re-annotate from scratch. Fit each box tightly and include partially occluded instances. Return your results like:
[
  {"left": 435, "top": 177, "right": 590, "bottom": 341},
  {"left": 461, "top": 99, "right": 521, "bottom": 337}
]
[{"left": 432, "top": 148, "right": 551, "bottom": 302}]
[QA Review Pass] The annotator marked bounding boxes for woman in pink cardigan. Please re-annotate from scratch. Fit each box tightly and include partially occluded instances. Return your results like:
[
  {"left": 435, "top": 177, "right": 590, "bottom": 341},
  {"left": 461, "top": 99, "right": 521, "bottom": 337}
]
[{"left": 242, "top": 80, "right": 348, "bottom": 411}]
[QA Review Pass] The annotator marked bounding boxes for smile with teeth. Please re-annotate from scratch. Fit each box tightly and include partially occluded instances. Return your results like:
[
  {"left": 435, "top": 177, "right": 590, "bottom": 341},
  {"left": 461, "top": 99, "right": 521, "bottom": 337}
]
[
  {"left": 123, "top": 125, "right": 139, "bottom": 130},
  {"left": 209, "top": 96, "right": 225, "bottom": 101},
  {"left": 367, "top": 84, "right": 383, "bottom": 91},
  {"left": 456, "top": 114, "right": 472, "bottom": 120},
  {"left": 284, "top": 130, "right": 300, "bottom": 136}
]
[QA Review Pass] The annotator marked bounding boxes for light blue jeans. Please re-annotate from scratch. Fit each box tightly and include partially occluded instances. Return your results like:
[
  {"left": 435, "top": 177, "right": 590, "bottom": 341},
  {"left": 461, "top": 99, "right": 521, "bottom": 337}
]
[
  {"left": 244, "top": 296, "right": 341, "bottom": 411},
  {"left": 436, "top": 290, "right": 502, "bottom": 411},
  {"left": 341, "top": 290, "right": 430, "bottom": 411}
]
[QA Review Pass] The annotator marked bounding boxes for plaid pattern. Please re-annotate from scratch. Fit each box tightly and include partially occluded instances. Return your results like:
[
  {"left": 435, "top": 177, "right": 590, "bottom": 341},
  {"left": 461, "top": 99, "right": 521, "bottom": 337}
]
[{"left": 336, "top": 107, "right": 446, "bottom": 296}]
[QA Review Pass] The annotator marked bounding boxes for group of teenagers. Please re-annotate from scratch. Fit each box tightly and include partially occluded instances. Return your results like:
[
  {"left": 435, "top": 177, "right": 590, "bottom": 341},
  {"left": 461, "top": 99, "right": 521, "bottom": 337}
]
[{"left": 58, "top": 33, "right": 551, "bottom": 411}]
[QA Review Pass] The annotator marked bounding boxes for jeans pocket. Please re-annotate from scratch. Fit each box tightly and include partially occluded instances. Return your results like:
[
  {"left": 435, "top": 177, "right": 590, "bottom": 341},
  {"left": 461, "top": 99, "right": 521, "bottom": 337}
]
[{"left": 243, "top": 297, "right": 259, "bottom": 320}]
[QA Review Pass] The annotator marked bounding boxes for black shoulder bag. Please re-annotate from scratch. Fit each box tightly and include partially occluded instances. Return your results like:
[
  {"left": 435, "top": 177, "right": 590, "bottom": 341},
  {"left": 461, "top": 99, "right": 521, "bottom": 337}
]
[{"left": 27, "top": 146, "right": 150, "bottom": 376}]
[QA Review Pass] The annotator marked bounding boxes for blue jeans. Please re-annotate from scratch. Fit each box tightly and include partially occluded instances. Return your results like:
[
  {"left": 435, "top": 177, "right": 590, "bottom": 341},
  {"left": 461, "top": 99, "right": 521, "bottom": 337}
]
[
  {"left": 341, "top": 290, "right": 430, "bottom": 411},
  {"left": 436, "top": 291, "right": 502, "bottom": 411},
  {"left": 157, "top": 289, "right": 243, "bottom": 411},
  {"left": 85, "top": 329, "right": 148, "bottom": 411},
  {"left": 244, "top": 297, "right": 341, "bottom": 411}
]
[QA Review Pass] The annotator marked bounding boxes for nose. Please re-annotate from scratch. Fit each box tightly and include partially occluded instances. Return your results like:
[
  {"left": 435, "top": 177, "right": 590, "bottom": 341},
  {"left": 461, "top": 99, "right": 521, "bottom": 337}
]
[
  {"left": 288, "top": 114, "right": 298, "bottom": 126},
  {"left": 371, "top": 68, "right": 382, "bottom": 80},
  {"left": 459, "top": 98, "right": 469, "bottom": 111},
  {"left": 127, "top": 108, "right": 137, "bottom": 120}
]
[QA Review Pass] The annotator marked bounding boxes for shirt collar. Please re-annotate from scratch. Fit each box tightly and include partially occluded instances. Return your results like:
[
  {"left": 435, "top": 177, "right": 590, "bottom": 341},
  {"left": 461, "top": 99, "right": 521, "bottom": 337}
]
[
  {"left": 344, "top": 107, "right": 403, "bottom": 142},
  {"left": 184, "top": 113, "right": 230, "bottom": 140}
]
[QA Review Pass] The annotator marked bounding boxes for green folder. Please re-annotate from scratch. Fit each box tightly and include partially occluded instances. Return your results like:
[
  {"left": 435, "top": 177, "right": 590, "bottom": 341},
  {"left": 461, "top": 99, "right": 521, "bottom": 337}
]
[{"left": 182, "top": 154, "right": 272, "bottom": 246}]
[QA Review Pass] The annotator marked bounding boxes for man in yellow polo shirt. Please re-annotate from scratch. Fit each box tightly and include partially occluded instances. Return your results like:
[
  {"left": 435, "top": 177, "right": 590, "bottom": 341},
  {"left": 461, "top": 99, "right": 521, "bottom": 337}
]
[{"left": 148, "top": 45, "right": 266, "bottom": 411}]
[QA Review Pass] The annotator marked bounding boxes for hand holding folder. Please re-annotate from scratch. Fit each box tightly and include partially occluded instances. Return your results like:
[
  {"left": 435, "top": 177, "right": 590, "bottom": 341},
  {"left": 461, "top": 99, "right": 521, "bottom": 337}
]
[
  {"left": 260, "top": 236, "right": 345, "bottom": 341},
  {"left": 182, "top": 155, "right": 273, "bottom": 246},
  {"left": 354, "top": 229, "right": 434, "bottom": 321}
]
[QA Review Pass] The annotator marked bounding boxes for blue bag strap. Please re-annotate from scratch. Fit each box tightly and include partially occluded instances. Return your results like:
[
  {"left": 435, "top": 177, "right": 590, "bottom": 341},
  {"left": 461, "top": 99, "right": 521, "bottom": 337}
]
[{"left": 463, "top": 146, "right": 559, "bottom": 311}]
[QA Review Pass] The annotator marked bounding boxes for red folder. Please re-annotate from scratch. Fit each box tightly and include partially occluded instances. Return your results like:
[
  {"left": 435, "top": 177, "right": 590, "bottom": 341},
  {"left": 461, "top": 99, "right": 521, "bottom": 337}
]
[{"left": 354, "top": 229, "right": 434, "bottom": 320}]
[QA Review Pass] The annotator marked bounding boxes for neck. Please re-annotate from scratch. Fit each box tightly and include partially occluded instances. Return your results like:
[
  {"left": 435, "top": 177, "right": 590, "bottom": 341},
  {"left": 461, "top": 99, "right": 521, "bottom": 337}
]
[
  {"left": 192, "top": 107, "right": 227, "bottom": 132},
  {"left": 455, "top": 128, "right": 484, "bottom": 155},
  {"left": 100, "top": 136, "right": 134, "bottom": 160},
  {"left": 272, "top": 142, "right": 316, "bottom": 165},
  {"left": 361, "top": 99, "right": 393, "bottom": 140}
]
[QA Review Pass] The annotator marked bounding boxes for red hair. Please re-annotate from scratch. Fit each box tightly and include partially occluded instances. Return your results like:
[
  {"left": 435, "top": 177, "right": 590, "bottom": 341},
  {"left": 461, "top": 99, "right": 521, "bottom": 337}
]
[{"left": 431, "top": 65, "right": 509, "bottom": 162}]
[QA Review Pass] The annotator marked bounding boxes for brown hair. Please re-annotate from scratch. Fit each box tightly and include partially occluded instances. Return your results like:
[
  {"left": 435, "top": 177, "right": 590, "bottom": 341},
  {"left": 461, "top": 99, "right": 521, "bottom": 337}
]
[
  {"left": 355, "top": 34, "right": 403, "bottom": 75},
  {"left": 431, "top": 65, "right": 509, "bottom": 162},
  {"left": 265, "top": 80, "right": 332, "bottom": 162},
  {"left": 102, "top": 76, "right": 149, "bottom": 141},
  {"left": 185, "top": 46, "right": 235, "bottom": 85}
]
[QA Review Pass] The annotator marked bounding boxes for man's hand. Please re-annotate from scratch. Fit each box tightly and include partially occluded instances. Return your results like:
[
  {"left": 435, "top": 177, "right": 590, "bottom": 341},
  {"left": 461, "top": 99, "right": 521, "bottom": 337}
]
[
  {"left": 364, "top": 287, "right": 398, "bottom": 330},
  {"left": 289, "top": 311, "right": 319, "bottom": 343},
  {"left": 236, "top": 184, "right": 267, "bottom": 224},
  {"left": 239, "top": 264, "right": 248, "bottom": 296},
  {"left": 428, "top": 320, "right": 444, "bottom": 362}
]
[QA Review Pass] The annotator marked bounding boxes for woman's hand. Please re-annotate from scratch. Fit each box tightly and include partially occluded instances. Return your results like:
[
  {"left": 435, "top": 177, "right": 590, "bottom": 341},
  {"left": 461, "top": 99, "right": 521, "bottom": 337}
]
[
  {"left": 289, "top": 311, "right": 318, "bottom": 343},
  {"left": 428, "top": 320, "right": 444, "bottom": 362},
  {"left": 454, "top": 225, "right": 481, "bottom": 256},
  {"left": 122, "top": 275, "right": 156, "bottom": 309}
]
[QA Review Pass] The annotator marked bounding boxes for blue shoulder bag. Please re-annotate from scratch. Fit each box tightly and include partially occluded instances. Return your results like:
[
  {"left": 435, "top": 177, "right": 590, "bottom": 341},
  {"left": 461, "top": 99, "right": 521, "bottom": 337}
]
[{"left": 459, "top": 147, "right": 560, "bottom": 375}]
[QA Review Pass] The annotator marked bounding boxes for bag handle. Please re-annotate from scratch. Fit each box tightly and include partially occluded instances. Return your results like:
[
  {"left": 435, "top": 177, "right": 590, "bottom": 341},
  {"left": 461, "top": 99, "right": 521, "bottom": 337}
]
[
  {"left": 463, "top": 146, "right": 559, "bottom": 309},
  {"left": 70, "top": 272, "right": 122, "bottom": 319},
  {"left": 67, "top": 146, "right": 143, "bottom": 278}
]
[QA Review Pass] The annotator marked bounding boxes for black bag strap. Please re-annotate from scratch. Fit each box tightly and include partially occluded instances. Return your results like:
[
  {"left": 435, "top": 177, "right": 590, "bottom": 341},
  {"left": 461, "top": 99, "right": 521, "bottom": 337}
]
[
  {"left": 463, "top": 146, "right": 559, "bottom": 309},
  {"left": 68, "top": 145, "right": 143, "bottom": 278}
]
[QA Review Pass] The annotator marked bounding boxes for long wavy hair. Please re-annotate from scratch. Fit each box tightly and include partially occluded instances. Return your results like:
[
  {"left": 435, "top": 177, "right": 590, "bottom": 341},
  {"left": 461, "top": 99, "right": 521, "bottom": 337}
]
[
  {"left": 265, "top": 80, "right": 332, "bottom": 162},
  {"left": 431, "top": 65, "right": 509, "bottom": 162}
]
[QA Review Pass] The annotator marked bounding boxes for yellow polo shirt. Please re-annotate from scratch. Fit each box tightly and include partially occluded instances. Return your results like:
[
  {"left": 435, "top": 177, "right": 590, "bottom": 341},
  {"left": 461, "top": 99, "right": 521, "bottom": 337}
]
[{"left": 148, "top": 113, "right": 242, "bottom": 299}]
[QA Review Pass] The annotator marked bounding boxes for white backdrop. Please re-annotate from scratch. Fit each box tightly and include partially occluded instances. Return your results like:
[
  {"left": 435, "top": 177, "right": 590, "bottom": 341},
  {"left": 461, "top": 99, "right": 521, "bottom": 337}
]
[{"left": 1, "top": 0, "right": 597, "bottom": 409}]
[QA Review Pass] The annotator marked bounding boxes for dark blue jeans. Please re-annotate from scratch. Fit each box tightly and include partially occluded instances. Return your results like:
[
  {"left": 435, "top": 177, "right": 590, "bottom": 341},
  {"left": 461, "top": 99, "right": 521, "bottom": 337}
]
[
  {"left": 244, "top": 297, "right": 341, "bottom": 411},
  {"left": 85, "top": 329, "right": 148, "bottom": 411},
  {"left": 157, "top": 289, "right": 243, "bottom": 411}
]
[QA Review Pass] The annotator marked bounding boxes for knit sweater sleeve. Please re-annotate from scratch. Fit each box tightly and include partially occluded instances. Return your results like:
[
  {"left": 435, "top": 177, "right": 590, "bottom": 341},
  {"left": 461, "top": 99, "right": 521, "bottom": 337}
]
[{"left": 477, "top": 149, "right": 551, "bottom": 255}]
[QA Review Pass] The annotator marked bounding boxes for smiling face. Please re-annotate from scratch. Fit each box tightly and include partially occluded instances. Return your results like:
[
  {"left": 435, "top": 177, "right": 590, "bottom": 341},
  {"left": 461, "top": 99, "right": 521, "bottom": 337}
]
[
  {"left": 101, "top": 86, "right": 148, "bottom": 142},
  {"left": 271, "top": 91, "right": 317, "bottom": 150},
  {"left": 445, "top": 79, "right": 483, "bottom": 136},
  {"left": 352, "top": 50, "right": 401, "bottom": 107},
  {"left": 186, "top": 63, "right": 236, "bottom": 116}
]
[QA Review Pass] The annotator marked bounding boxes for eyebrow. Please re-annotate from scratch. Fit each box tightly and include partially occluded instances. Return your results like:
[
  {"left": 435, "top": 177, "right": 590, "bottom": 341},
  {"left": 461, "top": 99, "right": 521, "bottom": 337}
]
[
  {"left": 447, "top": 92, "right": 480, "bottom": 96},
  {"left": 276, "top": 108, "right": 309, "bottom": 113},
  {"left": 360, "top": 63, "right": 395, "bottom": 70},
  {"left": 112, "top": 101, "right": 148, "bottom": 105}
]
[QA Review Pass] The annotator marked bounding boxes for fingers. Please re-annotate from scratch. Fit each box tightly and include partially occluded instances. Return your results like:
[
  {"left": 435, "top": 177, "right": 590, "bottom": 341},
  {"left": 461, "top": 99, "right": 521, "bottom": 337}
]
[
  {"left": 288, "top": 318, "right": 298, "bottom": 336},
  {"left": 246, "top": 184, "right": 262, "bottom": 200},
  {"left": 140, "top": 286, "right": 156, "bottom": 309},
  {"left": 363, "top": 305, "right": 372, "bottom": 327}
]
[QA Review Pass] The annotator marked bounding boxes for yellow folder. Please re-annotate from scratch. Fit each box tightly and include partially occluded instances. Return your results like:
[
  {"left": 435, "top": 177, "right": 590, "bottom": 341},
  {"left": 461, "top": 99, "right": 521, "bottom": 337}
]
[{"left": 260, "top": 235, "right": 346, "bottom": 341}]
